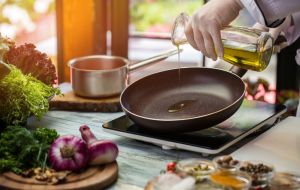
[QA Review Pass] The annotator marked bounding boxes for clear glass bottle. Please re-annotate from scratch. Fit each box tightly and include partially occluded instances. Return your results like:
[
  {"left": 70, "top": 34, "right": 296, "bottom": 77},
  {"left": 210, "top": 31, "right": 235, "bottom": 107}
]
[{"left": 171, "top": 12, "right": 274, "bottom": 72}]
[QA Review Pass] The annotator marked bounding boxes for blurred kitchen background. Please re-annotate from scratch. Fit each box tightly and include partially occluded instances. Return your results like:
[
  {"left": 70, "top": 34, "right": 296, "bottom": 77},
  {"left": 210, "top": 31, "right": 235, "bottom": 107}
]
[{"left": 0, "top": 0, "right": 299, "bottom": 114}]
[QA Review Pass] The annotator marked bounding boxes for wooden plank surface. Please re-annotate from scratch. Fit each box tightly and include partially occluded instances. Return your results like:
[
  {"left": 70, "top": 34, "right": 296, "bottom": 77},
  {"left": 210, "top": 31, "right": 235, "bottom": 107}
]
[
  {"left": 27, "top": 111, "right": 203, "bottom": 190},
  {"left": 50, "top": 91, "right": 121, "bottom": 112},
  {"left": 0, "top": 163, "right": 118, "bottom": 190}
]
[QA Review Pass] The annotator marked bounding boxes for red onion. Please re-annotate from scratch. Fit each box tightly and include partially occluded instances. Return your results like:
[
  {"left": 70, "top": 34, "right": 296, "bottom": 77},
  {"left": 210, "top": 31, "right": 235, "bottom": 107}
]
[
  {"left": 80, "top": 125, "right": 119, "bottom": 165},
  {"left": 49, "top": 135, "right": 89, "bottom": 171}
]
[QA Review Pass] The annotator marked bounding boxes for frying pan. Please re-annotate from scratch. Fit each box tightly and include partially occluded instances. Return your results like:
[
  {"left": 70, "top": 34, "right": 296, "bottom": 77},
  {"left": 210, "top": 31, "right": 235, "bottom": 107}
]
[{"left": 120, "top": 66, "right": 247, "bottom": 133}]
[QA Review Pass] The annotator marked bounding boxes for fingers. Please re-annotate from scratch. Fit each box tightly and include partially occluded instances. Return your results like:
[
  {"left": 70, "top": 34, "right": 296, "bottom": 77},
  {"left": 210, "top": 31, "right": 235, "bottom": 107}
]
[
  {"left": 269, "top": 28, "right": 282, "bottom": 40},
  {"left": 184, "top": 21, "right": 199, "bottom": 51},
  {"left": 185, "top": 20, "right": 210, "bottom": 58},
  {"left": 202, "top": 31, "right": 217, "bottom": 60},
  {"left": 210, "top": 22, "right": 223, "bottom": 58},
  {"left": 252, "top": 22, "right": 269, "bottom": 31},
  {"left": 185, "top": 21, "right": 215, "bottom": 59},
  {"left": 184, "top": 17, "right": 222, "bottom": 60},
  {"left": 191, "top": 22, "right": 209, "bottom": 57}
]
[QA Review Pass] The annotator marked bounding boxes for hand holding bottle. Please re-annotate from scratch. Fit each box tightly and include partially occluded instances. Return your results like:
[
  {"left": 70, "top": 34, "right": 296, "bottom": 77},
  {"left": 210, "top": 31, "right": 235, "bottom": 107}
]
[
  {"left": 252, "top": 15, "right": 292, "bottom": 53},
  {"left": 184, "top": 0, "right": 243, "bottom": 60},
  {"left": 172, "top": 13, "right": 274, "bottom": 72}
]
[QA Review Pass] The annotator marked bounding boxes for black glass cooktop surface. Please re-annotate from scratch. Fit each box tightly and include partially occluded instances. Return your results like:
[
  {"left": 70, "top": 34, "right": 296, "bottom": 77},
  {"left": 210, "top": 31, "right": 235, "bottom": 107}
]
[{"left": 103, "top": 100, "right": 286, "bottom": 154}]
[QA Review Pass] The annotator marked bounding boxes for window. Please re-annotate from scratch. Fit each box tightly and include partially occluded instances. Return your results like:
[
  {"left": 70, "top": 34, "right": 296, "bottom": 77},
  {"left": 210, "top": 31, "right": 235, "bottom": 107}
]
[
  {"left": 0, "top": 0, "right": 279, "bottom": 103},
  {"left": 129, "top": 0, "right": 204, "bottom": 67},
  {"left": 0, "top": 0, "right": 56, "bottom": 58}
]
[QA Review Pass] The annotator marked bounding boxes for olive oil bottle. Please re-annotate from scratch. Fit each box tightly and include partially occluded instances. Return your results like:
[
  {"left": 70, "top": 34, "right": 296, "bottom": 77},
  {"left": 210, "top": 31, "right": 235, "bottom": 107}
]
[
  {"left": 222, "top": 45, "right": 272, "bottom": 71},
  {"left": 221, "top": 35, "right": 273, "bottom": 71},
  {"left": 172, "top": 13, "right": 274, "bottom": 72}
]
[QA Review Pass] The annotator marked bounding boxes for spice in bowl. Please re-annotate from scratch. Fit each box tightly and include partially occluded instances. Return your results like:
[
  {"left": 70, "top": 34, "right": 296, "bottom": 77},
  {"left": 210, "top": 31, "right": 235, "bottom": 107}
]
[
  {"left": 194, "top": 179, "right": 224, "bottom": 190},
  {"left": 213, "top": 155, "right": 240, "bottom": 172},
  {"left": 271, "top": 172, "right": 300, "bottom": 189},
  {"left": 210, "top": 170, "right": 251, "bottom": 190},
  {"left": 239, "top": 161, "right": 275, "bottom": 189},
  {"left": 175, "top": 159, "right": 215, "bottom": 181}
]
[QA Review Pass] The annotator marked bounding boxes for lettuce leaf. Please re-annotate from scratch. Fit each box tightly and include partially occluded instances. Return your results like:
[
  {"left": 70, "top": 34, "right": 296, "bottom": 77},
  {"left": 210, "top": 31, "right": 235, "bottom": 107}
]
[
  {"left": 0, "top": 65, "right": 60, "bottom": 126},
  {"left": 4, "top": 43, "right": 57, "bottom": 85}
]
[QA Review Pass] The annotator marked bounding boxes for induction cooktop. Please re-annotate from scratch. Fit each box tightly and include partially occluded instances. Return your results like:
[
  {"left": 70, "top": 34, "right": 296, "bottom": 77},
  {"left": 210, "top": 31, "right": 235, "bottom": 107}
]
[{"left": 103, "top": 100, "right": 286, "bottom": 155}]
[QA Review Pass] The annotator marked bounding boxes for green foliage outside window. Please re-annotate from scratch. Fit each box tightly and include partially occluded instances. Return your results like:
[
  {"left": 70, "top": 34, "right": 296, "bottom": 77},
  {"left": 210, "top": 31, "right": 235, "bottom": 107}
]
[
  {"left": 130, "top": 0, "right": 204, "bottom": 32},
  {"left": 0, "top": 0, "right": 54, "bottom": 24}
]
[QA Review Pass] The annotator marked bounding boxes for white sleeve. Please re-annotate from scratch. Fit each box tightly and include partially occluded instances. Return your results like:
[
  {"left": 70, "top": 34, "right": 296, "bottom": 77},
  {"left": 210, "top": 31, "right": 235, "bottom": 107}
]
[
  {"left": 240, "top": 0, "right": 267, "bottom": 26},
  {"left": 240, "top": 0, "right": 300, "bottom": 27},
  {"left": 284, "top": 12, "right": 300, "bottom": 45},
  {"left": 241, "top": 0, "right": 300, "bottom": 44}
]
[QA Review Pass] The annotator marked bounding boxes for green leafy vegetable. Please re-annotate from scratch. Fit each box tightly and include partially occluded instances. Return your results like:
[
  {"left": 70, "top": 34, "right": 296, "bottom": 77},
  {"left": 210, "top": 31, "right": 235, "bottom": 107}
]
[
  {"left": 0, "top": 65, "right": 60, "bottom": 126},
  {"left": 33, "top": 127, "right": 59, "bottom": 145},
  {"left": 0, "top": 126, "right": 59, "bottom": 173}
]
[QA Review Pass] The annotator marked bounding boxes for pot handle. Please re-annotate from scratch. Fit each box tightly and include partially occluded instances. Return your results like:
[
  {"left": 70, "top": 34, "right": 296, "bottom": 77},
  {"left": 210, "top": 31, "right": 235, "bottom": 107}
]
[
  {"left": 229, "top": 66, "right": 247, "bottom": 77},
  {"left": 128, "top": 49, "right": 183, "bottom": 71}
]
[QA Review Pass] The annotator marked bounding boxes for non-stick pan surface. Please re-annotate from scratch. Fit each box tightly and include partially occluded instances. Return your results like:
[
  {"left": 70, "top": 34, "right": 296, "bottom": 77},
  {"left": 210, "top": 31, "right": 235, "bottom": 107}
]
[{"left": 120, "top": 67, "right": 245, "bottom": 133}]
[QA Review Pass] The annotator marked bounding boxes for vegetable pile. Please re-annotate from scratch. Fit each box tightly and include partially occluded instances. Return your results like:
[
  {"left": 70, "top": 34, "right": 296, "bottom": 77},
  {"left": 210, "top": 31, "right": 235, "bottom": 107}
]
[
  {"left": 0, "top": 123, "right": 119, "bottom": 185},
  {"left": 0, "top": 35, "right": 60, "bottom": 126},
  {"left": 0, "top": 126, "right": 59, "bottom": 174},
  {"left": 0, "top": 36, "right": 120, "bottom": 184}
]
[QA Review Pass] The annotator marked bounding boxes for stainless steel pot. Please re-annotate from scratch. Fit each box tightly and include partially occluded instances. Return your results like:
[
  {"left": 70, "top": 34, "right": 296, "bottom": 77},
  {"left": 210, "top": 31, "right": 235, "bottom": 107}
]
[{"left": 68, "top": 49, "right": 180, "bottom": 98}]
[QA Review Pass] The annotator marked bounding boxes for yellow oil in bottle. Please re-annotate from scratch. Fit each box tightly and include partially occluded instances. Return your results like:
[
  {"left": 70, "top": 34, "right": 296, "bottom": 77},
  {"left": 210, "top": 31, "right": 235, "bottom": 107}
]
[
  {"left": 222, "top": 45, "right": 273, "bottom": 72},
  {"left": 173, "top": 40, "right": 273, "bottom": 72}
]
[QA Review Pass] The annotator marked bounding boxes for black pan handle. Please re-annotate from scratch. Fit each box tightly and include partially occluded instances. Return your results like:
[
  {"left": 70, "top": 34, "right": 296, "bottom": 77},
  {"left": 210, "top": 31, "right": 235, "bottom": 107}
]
[{"left": 229, "top": 66, "right": 247, "bottom": 78}]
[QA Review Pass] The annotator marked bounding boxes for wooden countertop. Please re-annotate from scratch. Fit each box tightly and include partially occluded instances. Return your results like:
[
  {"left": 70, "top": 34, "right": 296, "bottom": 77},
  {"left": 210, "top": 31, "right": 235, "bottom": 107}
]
[
  {"left": 27, "top": 108, "right": 300, "bottom": 190},
  {"left": 28, "top": 111, "right": 202, "bottom": 190}
]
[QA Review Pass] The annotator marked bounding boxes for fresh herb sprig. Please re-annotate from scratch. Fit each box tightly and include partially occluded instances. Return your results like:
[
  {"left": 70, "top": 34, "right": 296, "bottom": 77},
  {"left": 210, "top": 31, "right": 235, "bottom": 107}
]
[{"left": 0, "top": 126, "right": 59, "bottom": 174}]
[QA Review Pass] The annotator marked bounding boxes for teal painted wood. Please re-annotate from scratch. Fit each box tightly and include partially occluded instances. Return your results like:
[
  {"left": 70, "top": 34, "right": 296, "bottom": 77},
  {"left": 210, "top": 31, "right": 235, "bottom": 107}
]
[{"left": 27, "top": 111, "right": 205, "bottom": 190}]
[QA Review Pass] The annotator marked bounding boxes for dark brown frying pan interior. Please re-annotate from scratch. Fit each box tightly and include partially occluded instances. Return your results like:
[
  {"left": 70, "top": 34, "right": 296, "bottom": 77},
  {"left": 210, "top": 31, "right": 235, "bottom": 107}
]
[{"left": 121, "top": 67, "right": 245, "bottom": 132}]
